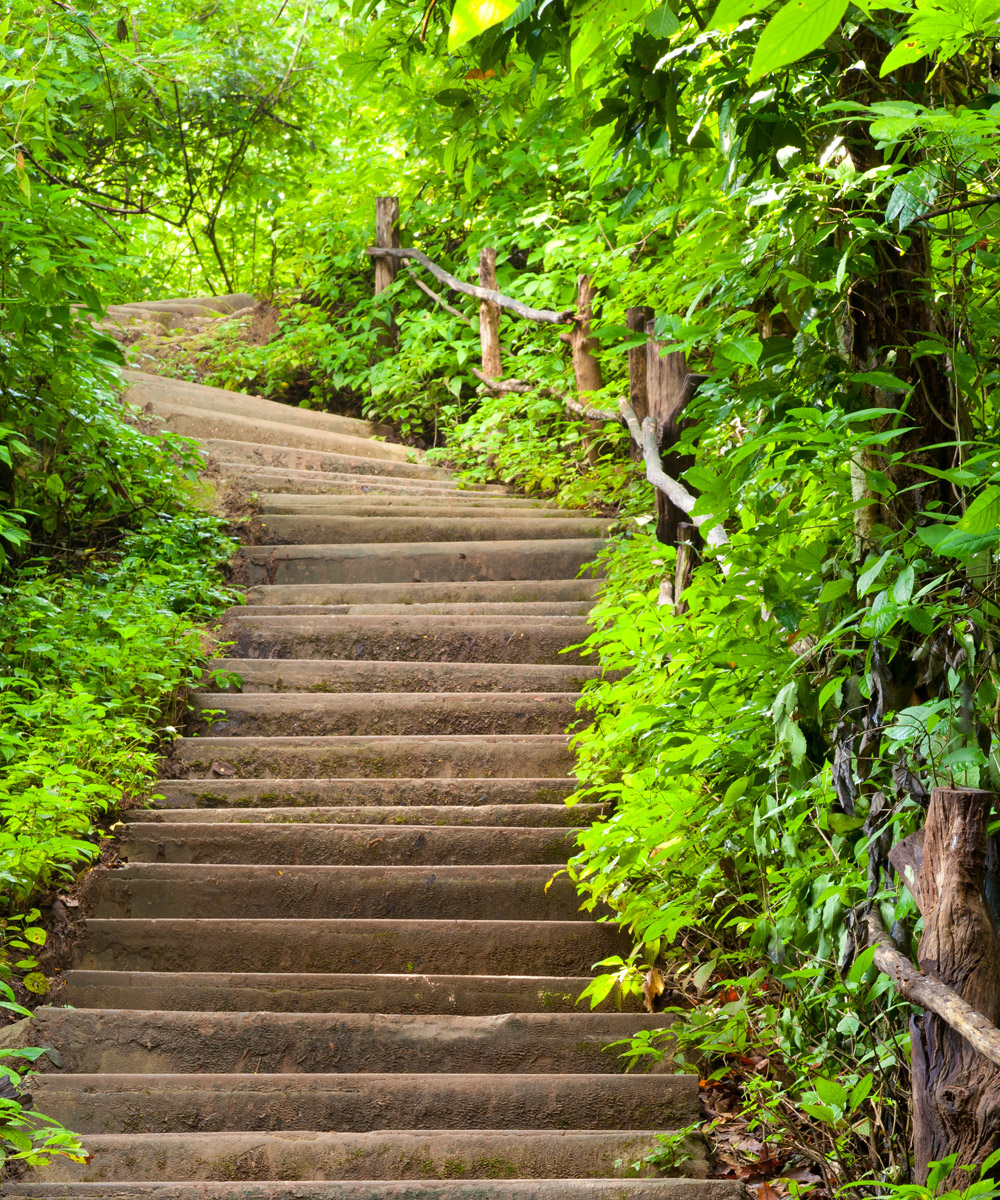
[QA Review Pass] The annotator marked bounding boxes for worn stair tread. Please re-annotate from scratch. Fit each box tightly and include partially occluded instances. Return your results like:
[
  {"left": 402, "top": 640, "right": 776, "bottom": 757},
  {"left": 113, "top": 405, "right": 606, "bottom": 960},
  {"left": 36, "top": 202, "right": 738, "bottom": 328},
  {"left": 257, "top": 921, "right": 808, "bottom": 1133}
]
[
  {"left": 33, "top": 1071, "right": 698, "bottom": 1133},
  {"left": 203, "top": 660, "right": 597, "bottom": 694},
  {"left": 127, "top": 803, "right": 595, "bottom": 826},
  {"left": 59, "top": 971, "right": 629, "bottom": 1014},
  {"left": 258, "top": 496, "right": 573, "bottom": 513},
  {"left": 92, "top": 863, "right": 591, "bottom": 921},
  {"left": 243, "top": 581, "right": 598, "bottom": 605},
  {"left": 151, "top": 777, "right": 579, "bottom": 808},
  {"left": 123, "top": 371, "right": 387, "bottom": 440},
  {"left": 21, "top": 1008, "right": 667, "bottom": 1075},
  {"left": 166, "top": 734, "right": 574, "bottom": 779},
  {"left": 255, "top": 514, "right": 610, "bottom": 546},
  {"left": 7, "top": 1179, "right": 745, "bottom": 1200},
  {"left": 235, "top": 539, "right": 605, "bottom": 586},
  {"left": 30, "top": 1129, "right": 705, "bottom": 1183},
  {"left": 203, "top": 440, "right": 465, "bottom": 483},
  {"left": 186, "top": 691, "right": 581, "bottom": 737},
  {"left": 226, "top": 602, "right": 593, "bottom": 616}
]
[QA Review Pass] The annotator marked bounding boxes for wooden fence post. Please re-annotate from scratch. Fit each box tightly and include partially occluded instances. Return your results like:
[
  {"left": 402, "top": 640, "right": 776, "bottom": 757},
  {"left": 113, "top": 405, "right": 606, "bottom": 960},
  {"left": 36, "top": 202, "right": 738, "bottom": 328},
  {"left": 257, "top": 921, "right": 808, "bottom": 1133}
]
[
  {"left": 673, "top": 523, "right": 696, "bottom": 615},
  {"left": 645, "top": 319, "right": 705, "bottom": 547},
  {"left": 478, "top": 247, "right": 502, "bottom": 380},
  {"left": 560, "top": 275, "right": 605, "bottom": 465},
  {"left": 896, "top": 787, "right": 1000, "bottom": 1184},
  {"left": 626, "top": 306, "right": 653, "bottom": 462},
  {"left": 374, "top": 196, "right": 400, "bottom": 350}
]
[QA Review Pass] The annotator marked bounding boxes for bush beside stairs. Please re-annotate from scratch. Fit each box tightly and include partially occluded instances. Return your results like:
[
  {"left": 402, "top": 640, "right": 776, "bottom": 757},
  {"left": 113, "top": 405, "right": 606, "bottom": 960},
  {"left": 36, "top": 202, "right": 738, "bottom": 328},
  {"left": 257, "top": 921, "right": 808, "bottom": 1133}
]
[{"left": 5, "top": 297, "right": 744, "bottom": 1200}]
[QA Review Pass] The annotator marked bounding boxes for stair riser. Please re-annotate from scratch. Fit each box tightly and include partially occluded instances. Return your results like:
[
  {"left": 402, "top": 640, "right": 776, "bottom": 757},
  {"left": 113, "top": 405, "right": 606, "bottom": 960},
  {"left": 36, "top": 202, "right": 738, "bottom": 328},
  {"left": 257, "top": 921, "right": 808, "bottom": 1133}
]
[
  {"left": 186, "top": 693, "right": 580, "bottom": 738},
  {"left": 203, "top": 440, "right": 454, "bottom": 482},
  {"left": 228, "top": 603, "right": 593, "bottom": 617},
  {"left": 151, "top": 778, "right": 578, "bottom": 809},
  {"left": 33, "top": 1131, "right": 695, "bottom": 1184},
  {"left": 61, "top": 972, "right": 627, "bottom": 1015},
  {"left": 119, "top": 823, "right": 575, "bottom": 866},
  {"left": 234, "top": 541, "right": 605, "bottom": 586},
  {"left": 259, "top": 502, "right": 572, "bottom": 517},
  {"left": 146, "top": 403, "right": 409, "bottom": 464},
  {"left": 165, "top": 737, "right": 573, "bottom": 780},
  {"left": 222, "top": 466, "right": 469, "bottom": 494},
  {"left": 24, "top": 1010, "right": 665, "bottom": 1075},
  {"left": 255, "top": 516, "right": 609, "bottom": 545},
  {"left": 130, "top": 803, "right": 600, "bottom": 826},
  {"left": 244, "top": 581, "right": 598, "bottom": 605},
  {"left": 80, "top": 917, "right": 614, "bottom": 975},
  {"left": 10, "top": 1184, "right": 743, "bottom": 1200},
  {"left": 36, "top": 1073, "right": 694, "bottom": 1134},
  {"left": 225, "top": 624, "right": 588, "bottom": 665},
  {"left": 94, "top": 865, "right": 587, "bottom": 921},
  {"left": 206, "top": 660, "right": 597, "bottom": 694}
]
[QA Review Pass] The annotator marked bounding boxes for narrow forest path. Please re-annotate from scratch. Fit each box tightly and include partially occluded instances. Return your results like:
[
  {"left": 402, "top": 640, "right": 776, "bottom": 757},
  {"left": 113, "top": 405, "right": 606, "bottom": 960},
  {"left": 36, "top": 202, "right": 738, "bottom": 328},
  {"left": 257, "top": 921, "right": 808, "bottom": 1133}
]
[{"left": 9, "top": 302, "right": 743, "bottom": 1200}]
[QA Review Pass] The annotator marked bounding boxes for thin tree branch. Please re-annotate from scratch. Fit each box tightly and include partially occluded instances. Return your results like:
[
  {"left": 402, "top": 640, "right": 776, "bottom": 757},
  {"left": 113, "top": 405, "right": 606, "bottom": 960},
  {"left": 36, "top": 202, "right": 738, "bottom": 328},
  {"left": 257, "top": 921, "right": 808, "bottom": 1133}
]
[
  {"left": 471, "top": 369, "right": 621, "bottom": 422},
  {"left": 867, "top": 908, "right": 1000, "bottom": 1069},
  {"left": 368, "top": 247, "right": 575, "bottom": 324},
  {"left": 406, "top": 268, "right": 473, "bottom": 325}
]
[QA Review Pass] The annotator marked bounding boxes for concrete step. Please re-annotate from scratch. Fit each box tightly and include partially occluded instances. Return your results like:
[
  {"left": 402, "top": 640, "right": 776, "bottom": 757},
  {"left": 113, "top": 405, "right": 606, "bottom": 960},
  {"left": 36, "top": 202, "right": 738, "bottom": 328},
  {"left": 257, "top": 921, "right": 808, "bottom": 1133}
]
[
  {"left": 19, "top": 1008, "right": 665, "bottom": 1074},
  {"left": 31, "top": 1130, "right": 700, "bottom": 1184},
  {"left": 232, "top": 602, "right": 593, "bottom": 617},
  {"left": 123, "top": 370, "right": 386, "bottom": 440},
  {"left": 204, "top": 660, "right": 597, "bottom": 694},
  {"left": 59, "top": 971, "right": 628, "bottom": 1014},
  {"left": 186, "top": 692, "right": 580, "bottom": 737},
  {"left": 259, "top": 494, "right": 570, "bottom": 513},
  {"left": 80, "top": 917, "right": 618, "bottom": 976},
  {"left": 10, "top": 1182, "right": 743, "bottom": 1200},
  {"left": 255, "top": 515, "right": 609, "bottom": 545},
  {"left": 217, "top": 463, "right": 488, "bottom": 495},
  {"left": 144, "top": 400, "right": 410, "bottom": 464},
  {"left": 166, "top": 735, "right": 573, "bottom": 779},
  {"left": 222, "top": 615, "right": 589, "bottom": 663},
  {"left": 130, "top": 804, "right": 596, "bottom": 827},
  {"left": 34, "top": 1071, "right": 696, "bottom": 1134},
  {"left": 203, "top": 440, "right": 457, "bottom": 483},
  {"left": 118, "top": 822, "right": 576, "bottom": 866},
  {"left": 91, "top": 864, "right": 590, "bottom": 921},
  {"left": 151, "top": 778, "right": 579, "bottom": 809},
  {"left": 234, "top": 540, "right": 605, "bottom": 586},
  {"left": 243, "top": 580, "right": 598, "bottom": 605},
  {"left": 116, "top": 293, "right": 255, "bottom": 314}
]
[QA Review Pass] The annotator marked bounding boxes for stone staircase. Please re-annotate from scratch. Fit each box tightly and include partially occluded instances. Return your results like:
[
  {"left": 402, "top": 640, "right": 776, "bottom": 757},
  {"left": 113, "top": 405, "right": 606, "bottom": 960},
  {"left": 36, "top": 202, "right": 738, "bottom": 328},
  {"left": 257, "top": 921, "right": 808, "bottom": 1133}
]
[{"left": 8, "top": 315, "right": 742, "bottom": 1200}]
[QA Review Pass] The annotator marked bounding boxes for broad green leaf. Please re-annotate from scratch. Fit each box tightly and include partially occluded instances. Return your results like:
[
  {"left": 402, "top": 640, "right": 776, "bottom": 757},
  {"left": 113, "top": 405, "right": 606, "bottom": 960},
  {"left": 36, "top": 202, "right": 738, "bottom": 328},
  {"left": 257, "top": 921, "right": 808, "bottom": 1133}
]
[
  {"left": 856, "top": 550, "right": 891, "bottom": 597},
  {"left": 710, "top": 0, "right": 771, "bottom": 27},
  {"left": 814, "top": 1075, "right": 848, "bottom": 1110},
  {"left": 847, "top": 371, "right": 911, "bottom": 392},
  {"left": 892, "top": 564, "right": 915, "bottom": 604},
  {"left": 818, "top": 577, "right": 852, "bottom": 603},
  {"left": 747, "top": 0, "right": 849, "bottom": 82},
  {"left": 646, "top": 4, "right": 681, "bottom": 36},
  {"left": 879, "top": 35, "right": 929, "bottom": 76},
  {"left": 956, "top": 485, "right": 1000, "bottom": 537},
  {"left": 448, "top": 0, "right": 522, "bottom": 51}
]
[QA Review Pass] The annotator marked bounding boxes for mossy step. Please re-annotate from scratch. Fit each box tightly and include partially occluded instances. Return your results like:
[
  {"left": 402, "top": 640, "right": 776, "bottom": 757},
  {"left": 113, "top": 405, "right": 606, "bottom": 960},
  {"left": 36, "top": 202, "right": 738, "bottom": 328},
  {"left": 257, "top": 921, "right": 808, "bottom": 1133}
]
[
  {"left": 254, "top": 515, "right": 609, "bottom": 546},
  {"left": 243, "top": 580, "right": 598, "bottom": 606}
]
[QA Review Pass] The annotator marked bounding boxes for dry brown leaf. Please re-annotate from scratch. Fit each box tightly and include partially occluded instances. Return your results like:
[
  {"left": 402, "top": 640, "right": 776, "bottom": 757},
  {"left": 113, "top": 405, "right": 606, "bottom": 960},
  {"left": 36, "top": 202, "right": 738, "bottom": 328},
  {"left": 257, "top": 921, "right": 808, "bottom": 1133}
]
[{"left": 642, "top": 967, "right": 666, "bottom": 1013}]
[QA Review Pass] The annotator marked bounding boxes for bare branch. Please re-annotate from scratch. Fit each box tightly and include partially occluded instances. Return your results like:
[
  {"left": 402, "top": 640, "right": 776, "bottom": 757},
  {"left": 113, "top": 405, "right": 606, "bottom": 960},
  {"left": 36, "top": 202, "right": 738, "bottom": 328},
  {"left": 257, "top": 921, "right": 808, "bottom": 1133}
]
[
  {"left": 405, "top": 268, "right": 473, "bottom": 325},
  {"left": 868, "top": 908, "right": 1000, "bottom": 1070},
  {"left": 471, "top": 369, "right": 620, "bottom": 422},
  {"left": 368, "top": 247, "right": 575, "bottom": 324}
]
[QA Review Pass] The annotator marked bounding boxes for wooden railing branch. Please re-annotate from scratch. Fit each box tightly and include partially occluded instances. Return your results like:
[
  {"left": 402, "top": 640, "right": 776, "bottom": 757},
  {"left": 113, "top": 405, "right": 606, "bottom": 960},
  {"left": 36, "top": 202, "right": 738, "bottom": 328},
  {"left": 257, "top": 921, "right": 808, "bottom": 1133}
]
[
  {"left": 619, "top": 398, "right": 729, "bottom": 552},
  {"left": 471, "top": 368, "right": 620, "bottom": 423},
  {"left": 366, "top": 247, "right": 575, "bottom": 325},
  {"left": 868, "top": 907, "right": 1000, "bottom": 1068},
  {"left": 403, "top": 267, "right": 473, "bottom": 326}
]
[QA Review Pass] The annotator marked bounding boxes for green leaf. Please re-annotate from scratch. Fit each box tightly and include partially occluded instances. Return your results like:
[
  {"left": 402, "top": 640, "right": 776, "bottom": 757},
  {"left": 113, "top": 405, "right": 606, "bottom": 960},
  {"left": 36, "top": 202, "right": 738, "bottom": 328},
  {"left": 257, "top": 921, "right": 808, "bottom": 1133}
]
[
  {"left": 879, "top": 34, "right": 929, "bottom": 77},
  {"left": 747, "top": 0, "right": 849, "bottom": 82},
  {"left": 448, "top": 0, "right": 522, "bottom": 51},
  {"left": 710, "top": 0, "right": 770, "bottom": 27},
  {"left": 847, "top": 371, "right": 911, "bottom": 392},
  {"left": 956, "top": 485, "right": 1000, "bottom": 538},
  {"left": 818, "top": 577, "right": 852, "bottom": 603},
  {"left": 814, "top": 1075, "right": 848, "bottom": 1111},
  {"left": 892, "top": 565, "right": 915, "bottom": 604},
  {"left": 857, "top": 550, "right": 892, "bottom": 597},
  {"left": 646, "top": 4, "right": 681, "bottom": 36}
]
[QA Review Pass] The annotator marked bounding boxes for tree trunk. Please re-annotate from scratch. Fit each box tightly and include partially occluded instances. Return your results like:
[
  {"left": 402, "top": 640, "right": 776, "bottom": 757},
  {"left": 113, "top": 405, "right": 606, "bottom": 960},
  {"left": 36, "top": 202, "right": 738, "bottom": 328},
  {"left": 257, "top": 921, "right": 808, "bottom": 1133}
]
[
  {"left": 478, "top": 247, "right": 502, "bottom": 380},
  {"left": 908, "top": 787, "right": 1000, "bottom": 1184}
]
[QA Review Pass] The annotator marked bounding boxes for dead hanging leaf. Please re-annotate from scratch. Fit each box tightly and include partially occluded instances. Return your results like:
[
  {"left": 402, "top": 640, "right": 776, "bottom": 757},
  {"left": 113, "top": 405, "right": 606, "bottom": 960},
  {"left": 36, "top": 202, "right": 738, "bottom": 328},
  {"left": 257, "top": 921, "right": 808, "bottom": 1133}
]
[{"left": 642, "top": 967, "right": 665, "bottom": 1013}]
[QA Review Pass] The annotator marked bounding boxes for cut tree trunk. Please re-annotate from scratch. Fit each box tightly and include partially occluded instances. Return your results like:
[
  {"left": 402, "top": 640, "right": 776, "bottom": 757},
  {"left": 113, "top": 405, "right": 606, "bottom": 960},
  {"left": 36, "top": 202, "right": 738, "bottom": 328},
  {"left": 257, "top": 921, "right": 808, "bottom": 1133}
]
[{"left": 907, "top": 787, "right": 1000, "bottom": 1183}]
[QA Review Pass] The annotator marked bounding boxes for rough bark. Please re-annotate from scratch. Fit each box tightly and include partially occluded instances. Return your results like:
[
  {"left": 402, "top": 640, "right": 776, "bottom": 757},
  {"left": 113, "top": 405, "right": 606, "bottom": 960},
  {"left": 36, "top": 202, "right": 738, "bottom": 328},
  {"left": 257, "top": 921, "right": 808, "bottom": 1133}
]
[
  {"left": 374, "top": 196, "right": 400, "bottom": 351},
  {"left": 560, "top": 275, "right": 605, "bottom": 466},
  {"left": 478, "top": 248, "right": 502, "bottom": 380},
  {"left": 626, "top": 306, "right": 653, "bottom": 463},
  {"left": 905, "top": 788, "right": 1000, "bottom": 1184}
]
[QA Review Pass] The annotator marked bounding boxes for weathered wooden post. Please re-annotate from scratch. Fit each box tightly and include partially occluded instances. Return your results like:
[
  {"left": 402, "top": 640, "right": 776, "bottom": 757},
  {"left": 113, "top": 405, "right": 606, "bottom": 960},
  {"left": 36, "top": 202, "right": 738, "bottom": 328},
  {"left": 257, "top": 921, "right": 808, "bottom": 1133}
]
[
  {"left": 626, "top": 306, "right": 653, "bottom": 463},
  {"left": 478, "top": 248, "right": 502, "bottom": 381},
  {"left": 897, "top": 787, "right": 1000, "bottom": 1183},
  {"left": 374, "top": 196, "right": 400, "bottom": 350},
  {"left": 645, "top": 320, "right": 705, "bottom": 547},
  {"left": 560, "top": 275, "right": 605, "bottom": 465},
  {"left": 673, "top": 523, "right": 696, "bottom": 615}
]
